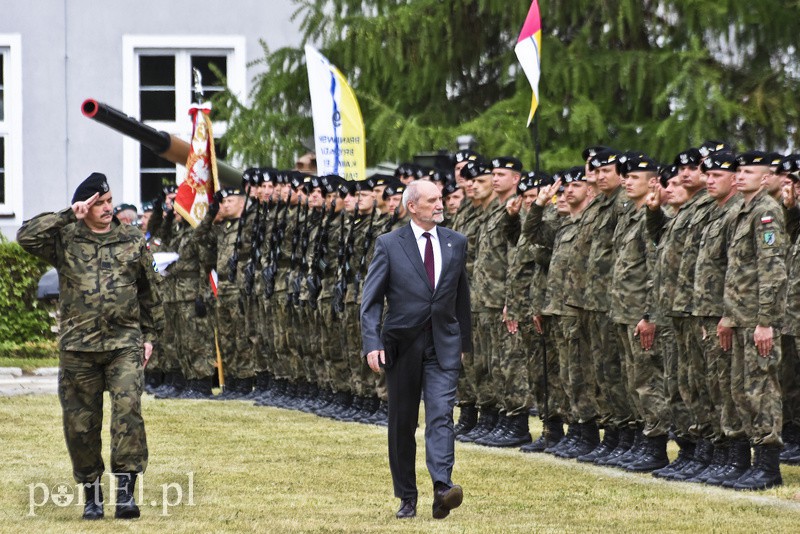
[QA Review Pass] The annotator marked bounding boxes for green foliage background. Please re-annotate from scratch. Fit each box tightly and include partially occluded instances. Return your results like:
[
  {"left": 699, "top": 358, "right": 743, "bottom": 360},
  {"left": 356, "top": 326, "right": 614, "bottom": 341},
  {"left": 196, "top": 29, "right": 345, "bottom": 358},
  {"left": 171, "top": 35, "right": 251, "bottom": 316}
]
[
  {"left": 217, "top": 0, "right": 800, "bottom": 172},
  {"left": 0, "top": 235, "right": 56, "bottom": 345}
]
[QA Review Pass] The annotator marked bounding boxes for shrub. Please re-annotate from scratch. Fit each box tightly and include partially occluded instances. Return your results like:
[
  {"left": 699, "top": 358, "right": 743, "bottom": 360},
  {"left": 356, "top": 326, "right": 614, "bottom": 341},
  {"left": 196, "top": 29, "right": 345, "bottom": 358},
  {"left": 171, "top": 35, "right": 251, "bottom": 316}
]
[{"left": 0, "top": 235, "right": 56, "bottom": 343}]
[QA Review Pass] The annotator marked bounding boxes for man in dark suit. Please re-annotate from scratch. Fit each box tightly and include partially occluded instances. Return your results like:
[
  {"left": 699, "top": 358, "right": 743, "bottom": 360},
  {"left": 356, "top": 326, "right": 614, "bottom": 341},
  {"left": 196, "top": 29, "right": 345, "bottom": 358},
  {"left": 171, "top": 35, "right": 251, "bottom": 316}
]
[{"left": 361, "top": 180, "right": 473, "bottom": 520}]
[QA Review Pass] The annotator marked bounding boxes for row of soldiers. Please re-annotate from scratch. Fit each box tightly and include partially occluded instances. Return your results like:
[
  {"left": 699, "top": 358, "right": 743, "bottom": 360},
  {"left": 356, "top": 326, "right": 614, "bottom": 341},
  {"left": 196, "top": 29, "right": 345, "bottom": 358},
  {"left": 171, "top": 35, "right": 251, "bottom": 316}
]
[{"left": 446, "top": 142, "right": 800, "bottom": 493}]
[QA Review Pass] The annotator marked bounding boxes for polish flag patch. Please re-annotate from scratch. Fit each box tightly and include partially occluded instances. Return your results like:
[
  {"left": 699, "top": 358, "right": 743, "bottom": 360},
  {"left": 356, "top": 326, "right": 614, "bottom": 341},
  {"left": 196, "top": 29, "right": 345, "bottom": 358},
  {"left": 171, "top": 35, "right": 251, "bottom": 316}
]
[{"left": 761, "top": 215, "right": 774, "bottom": 224}]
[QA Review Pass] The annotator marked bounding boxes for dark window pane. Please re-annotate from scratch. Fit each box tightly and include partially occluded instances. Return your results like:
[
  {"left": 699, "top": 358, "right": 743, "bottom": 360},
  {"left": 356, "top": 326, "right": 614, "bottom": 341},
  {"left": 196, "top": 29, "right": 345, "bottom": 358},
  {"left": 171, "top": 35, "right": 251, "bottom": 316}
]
[
  {"left": 0, "top": 53, "right": 5, "bottom": 122},
  {"left": 214, "top": 137, "right": 227, "bottom": 160},
  {"left": 139, "top": 55, "right": 175, "bottom": 86},
  {"left": 140, "top": 171, "right": 176, "bottom": 203},
  {"left": 0, "top": 137, "right": 5, "bottom": 204},
  {"left": 139, "top": 145, "right": 174, "bottom": 170},
  {"left": 190, "top": 55, "right": 226, "bottom": 90},
  {"left": 140, "top": 90, "right": 175, "bottom": 121}
]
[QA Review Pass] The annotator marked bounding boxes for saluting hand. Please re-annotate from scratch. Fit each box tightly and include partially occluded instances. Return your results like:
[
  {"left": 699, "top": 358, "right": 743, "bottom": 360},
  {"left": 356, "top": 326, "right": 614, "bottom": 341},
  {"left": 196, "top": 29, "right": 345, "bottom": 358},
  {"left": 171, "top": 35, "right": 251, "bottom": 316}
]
[
  {"left": 783, "top": 183, "right": 796, "bottom": 209},
  {"left": 646, "top": 184, "right": 661, "bottom": 211},
  {"left": 506, "top": 196, "right": 523, "bottom": 216},
  {"left": 71, "top": 192, "right": 100, "bottom": 220},
  {"left": 536, "top": 179, "right": 561, "bottom": 207}
]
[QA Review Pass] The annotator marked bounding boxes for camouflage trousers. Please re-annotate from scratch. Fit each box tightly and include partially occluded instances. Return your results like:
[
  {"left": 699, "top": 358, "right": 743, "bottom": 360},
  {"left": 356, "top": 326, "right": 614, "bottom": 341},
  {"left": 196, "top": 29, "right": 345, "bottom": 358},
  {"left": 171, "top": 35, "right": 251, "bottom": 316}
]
[
  {"left": 216, "top": 293, "right": 254, "bottom": 380},
  {"left": 525, "top": 316, "right": 566, "bottom": 421},
  {"left": 271, "top": 292, "right": 297, "bottom": 380},
  {"left": 553, "top": 314, "right": 598, "bottom": 424},
  {"left": 320, "top": 297, "right": 350, "bottom": 394},
  {"left": 696, "top": 316, "right": 743, "bottom": 442},
  {"left": 153, "top": 301, "right": 181, "bottom": 374},
  {"left": 731, "top": 327, "right": 783, "bottom": 447},
  {"left": 585, "top": 310, "right": 633, "bottom": 428},
  {"left": 344, "top": 303, "right": 375, "bottom": 396},
  {"left": 781, "top": 335, "right": 800, "bottom": 430},
  {"left": 661, "top": 323, "right": 692, "bottom": 439},
  {"left": 59, "top": 347, "right": 147, "bottom": 483},
  {"left": 494, "top": 319, "right": 532, "bottom": 417},
  {"left": 616, "top": 322, "right": 670, "bottom": 437},
  {"left": 254, "top": 295, "right": 273, "bottom": 375},
  {"left": 473, "top": 309, "right": 502, "bottom": 409},
  {"left": 174, "top": 300, "right": 216, "bottom": 380},
  {"left": 456, "top": 314, "right": 480, "bottom": 406},
  {"left": 672, "top": 316, "right": 716, "bottom": 440},
  {"left": 294, "top": 302, "right": 322, "bottom": 384}
]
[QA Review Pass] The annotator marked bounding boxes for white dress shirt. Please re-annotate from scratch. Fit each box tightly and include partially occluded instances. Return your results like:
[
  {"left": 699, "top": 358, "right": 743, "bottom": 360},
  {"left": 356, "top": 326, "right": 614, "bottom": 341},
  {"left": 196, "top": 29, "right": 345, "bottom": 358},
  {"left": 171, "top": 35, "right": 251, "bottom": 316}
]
[{"left": 409, "top": 220, "right": 442, "bottom": 289}]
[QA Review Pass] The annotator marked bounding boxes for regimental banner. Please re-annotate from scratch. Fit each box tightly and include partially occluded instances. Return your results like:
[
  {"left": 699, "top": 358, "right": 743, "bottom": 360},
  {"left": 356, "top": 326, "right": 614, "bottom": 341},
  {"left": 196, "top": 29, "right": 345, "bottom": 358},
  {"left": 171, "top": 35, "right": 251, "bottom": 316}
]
[
  {"left": 304, "top": 45, "right": 366, "bottom": 182},
  {"left": 174, "top": 103, "right": 220, "bottom": 227},
  {"left": 515, "top": 0, "right": 542, "bottom": 126}
]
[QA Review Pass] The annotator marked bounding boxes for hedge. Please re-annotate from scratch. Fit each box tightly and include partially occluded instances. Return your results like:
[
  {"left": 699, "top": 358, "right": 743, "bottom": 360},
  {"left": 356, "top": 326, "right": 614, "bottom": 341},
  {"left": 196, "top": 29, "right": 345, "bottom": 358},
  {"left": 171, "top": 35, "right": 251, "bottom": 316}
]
[{"left": 0, "top": 235, "right": 56, "bottom": 345}]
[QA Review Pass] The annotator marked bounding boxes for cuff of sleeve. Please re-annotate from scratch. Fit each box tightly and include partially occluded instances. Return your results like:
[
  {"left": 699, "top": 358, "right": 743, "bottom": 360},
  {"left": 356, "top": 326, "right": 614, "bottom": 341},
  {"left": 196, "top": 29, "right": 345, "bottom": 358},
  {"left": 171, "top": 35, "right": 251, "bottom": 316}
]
[{"left": 59, "top": 208, "right": 78, "bottom": 224}]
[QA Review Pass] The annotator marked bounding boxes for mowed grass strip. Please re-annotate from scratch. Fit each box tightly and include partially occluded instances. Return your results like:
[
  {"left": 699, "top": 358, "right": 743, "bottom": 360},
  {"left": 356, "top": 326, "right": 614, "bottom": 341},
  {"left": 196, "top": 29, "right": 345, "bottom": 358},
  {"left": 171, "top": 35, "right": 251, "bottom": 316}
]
[{"left": 1, "top": 395, "right": 799, "bottom": 533}]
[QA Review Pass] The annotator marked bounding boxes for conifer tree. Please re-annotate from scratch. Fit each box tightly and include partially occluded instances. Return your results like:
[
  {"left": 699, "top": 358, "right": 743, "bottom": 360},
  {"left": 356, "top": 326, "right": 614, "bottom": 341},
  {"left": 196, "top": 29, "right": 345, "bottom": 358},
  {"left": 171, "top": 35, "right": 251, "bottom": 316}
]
[{"left": 217, "top": 0, "right": 800, "bottom": 171}]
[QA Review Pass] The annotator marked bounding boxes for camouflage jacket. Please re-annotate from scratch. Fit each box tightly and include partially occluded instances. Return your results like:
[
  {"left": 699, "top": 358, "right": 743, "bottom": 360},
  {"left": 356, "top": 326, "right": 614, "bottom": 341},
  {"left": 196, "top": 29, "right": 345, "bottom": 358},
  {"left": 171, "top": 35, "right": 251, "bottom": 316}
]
[
  {"left": 195, "top": 212, "right": 242, "bottom": 297},
  {"left": 561, "top": 194, "right": 602, "bottom": 309},
  {"left": 646, "top": 191, "right": 709, "bottom": 317},
  {"left": 507, "top": 205, "right": 556, "bottom": 319},
  {"left": 691, "top": 195, "right": 743, "bottom": 318},
  {"left": 158, "top": 220, "right": 209, "bottom": 303},
  {"left": 456, "top": 203, "right": 485, "bottom": 278},
  {"left": 472, "top": 197, "right": 517, "bottom": 311},
  {"left": 347, "top": 209, "right": 380, "bottom": 305},
  {"left": 610, "top": 205, "right": 653, "bottom": 324},
  {"left": 784, "top": 206, "right": 800, "bottom": 335},
  {"left": 722, "top": 190, "right": 786, "bottom": 327},
  {"left": 17, "top": 209, "right": 164, "bottom": 351},
  {"left": 568, "top": 186, "right": 630, "bottom": 312},
  {"left": 671, "top": 190, "right": 717, "bottom": 315},
  {"left": 320, "top": 210, "right": 346, "bottom": 300}
]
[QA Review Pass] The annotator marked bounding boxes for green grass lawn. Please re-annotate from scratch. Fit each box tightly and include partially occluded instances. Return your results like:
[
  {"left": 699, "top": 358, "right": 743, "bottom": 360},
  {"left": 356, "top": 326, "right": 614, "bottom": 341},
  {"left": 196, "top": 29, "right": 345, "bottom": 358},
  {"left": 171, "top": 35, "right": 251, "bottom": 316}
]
[
  {"left": 1, "top": 394, "right": 800, "bottom": 533},
  {"left": 0, "top": 357, "right": 59, "bottom": 372}
]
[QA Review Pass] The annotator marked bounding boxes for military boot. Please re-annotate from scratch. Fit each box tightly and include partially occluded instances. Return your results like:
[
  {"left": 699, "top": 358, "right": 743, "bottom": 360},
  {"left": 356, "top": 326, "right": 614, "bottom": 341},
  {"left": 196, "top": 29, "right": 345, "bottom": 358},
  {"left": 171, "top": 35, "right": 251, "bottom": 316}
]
[
  {"left": 561, "top": 421, "right": 600, "bottom": 459},
  {"left": 652, "top": 437, "right": 695, "bottom": 479},
  {"left": 669, "top": 439, "right": 713, "bottom": 481},
  {"left": 114, "top": 472, "right": 140, "bottom": 519},
  {"left": 330, "top": 391, "right": 355, "bottom": 419},
  {"left": 82, "top": 479, "right": 103, "bottom": 520},
  {"left": 686, "top": 442, "right": 728, "bottom": 483},
  {"left": 596, "top": 426, "right": 635, "bottom": 466},
  {"left": 458, "top": 407, "right": 499, "bottom": 443},
  {"left": 214, "top": 377, "right": 240, "bottom": 400},
  {"left": 338, "top": 395, "right": 364, "bottom": 421},
  {"left": 709, "top": 439, "right": 751, "bottom": 487},
  {"left": 365, "top": 400, "right": 389, "bottom": 426},
  {"left": 521, "top": 417, "right": 564, "bottom": 453},
  {"left": 454, "top": 405, "right": 478, "bottom": 436},
  {"left": 243, "top": 371, "right": 271, "bottom": 401},
  {"left": 780, "top": 423, "right": 800, "bottom": 465},
  {"left": 733, "top": 445, "right": 783, "bottom": 491},
  {"left": 626, "top": 434, "right": 669, "bottom": 472},
  {"left": 178, "top": 376, "right": 214, "bottom": 399},
  {"left": 545, "top": 423, "right": 580, "bottom": 455},
  {"left": 578, "top": 426, "right": 619, "bottom": 464},
  {"left": 475, "top": 413, "right": 510, "bottom": 446},
  {"left": 485, "top": 413, "right": 532, "bottom": 448},
  {"left": 355, "top": 396, "right": 380, "bottom": 423},
  {"left": 615, "top": 429, "right": 646, "bottom": 468},
  {"left": 143, "top": 370, "right": 163, "bottom": 395}
]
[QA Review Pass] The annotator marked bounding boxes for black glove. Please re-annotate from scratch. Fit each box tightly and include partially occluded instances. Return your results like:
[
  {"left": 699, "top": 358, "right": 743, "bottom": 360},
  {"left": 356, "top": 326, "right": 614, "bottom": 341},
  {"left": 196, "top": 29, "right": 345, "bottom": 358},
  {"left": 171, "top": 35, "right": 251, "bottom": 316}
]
[
  {"left": 207, "top": 200, "right": 220, "bottom": 219},
  {"left": 194, "top": 296, "right": 207, "bottom": 318}
]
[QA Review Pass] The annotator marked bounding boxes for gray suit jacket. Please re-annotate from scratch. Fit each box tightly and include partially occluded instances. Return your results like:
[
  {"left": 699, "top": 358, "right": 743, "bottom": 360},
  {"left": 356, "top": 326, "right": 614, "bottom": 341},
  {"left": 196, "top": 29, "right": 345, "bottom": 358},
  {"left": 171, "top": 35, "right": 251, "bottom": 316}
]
[{"left": 360, "top": 223, "right": 472, "bottom": 370}]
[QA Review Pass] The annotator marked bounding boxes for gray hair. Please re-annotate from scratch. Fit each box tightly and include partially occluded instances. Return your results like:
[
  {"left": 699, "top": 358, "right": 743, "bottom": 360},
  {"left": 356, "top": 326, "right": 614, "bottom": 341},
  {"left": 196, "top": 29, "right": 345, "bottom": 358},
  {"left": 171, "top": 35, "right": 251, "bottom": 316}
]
[{"left": 402, "top": 180, "right": 423, "bottom": 210}]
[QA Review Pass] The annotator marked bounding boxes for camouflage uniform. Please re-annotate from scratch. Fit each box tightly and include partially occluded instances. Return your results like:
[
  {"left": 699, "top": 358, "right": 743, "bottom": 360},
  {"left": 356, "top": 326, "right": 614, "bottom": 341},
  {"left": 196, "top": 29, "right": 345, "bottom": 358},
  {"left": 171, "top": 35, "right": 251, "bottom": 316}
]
[
  {"left": 17, "top": 208, "right": 163, "bottom": 483},
  {"left": 566, "top": 187, "right": 631, "bottom": 429},
  {"left": 195, "top": 211, "right": 251, "bottom": 384},
  {"left": 781, "top": 205, "right": 800, "bottom": 441},
  {"left": 526, "top": 204, "right": 593, "bottom": 424},
  {"left": 472, "top": 198, "right": 516, "bottom": 412},
  {"left": 722, "top": 190, "right": 786, "bottom": 446},
  {"left": 610, "top": 204, "right": 670, "bottom": 438},
  {"left": 691, "top": 195, "right": 744, "bottom": 442}
]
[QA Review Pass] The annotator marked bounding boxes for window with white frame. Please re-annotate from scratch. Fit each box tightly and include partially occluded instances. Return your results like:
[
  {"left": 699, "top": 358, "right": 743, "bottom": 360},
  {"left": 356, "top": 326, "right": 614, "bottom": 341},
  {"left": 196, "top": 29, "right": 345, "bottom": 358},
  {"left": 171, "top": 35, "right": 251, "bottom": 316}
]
[
  {"left": 0, "top": 35, "right": 22, "bottom": 219},
  {"left": 122, "top": 36, "right": 246, "bottom": 205}
]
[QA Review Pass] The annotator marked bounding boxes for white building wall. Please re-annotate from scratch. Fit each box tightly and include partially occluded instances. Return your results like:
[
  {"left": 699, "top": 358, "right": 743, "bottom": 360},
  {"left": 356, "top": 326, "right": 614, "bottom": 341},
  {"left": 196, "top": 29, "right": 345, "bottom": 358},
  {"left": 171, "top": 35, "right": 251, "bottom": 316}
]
[{"left": 0, "top": 0, "right": 301, "bottom": 238}]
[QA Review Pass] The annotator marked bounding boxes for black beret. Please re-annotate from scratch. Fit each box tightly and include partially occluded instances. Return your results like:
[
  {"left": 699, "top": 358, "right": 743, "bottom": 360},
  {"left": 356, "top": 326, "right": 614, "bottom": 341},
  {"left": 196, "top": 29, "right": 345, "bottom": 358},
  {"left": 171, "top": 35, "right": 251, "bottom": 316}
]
[
  {"left": 141, "top": 201, "right": 154, "bottom": 213},
  {"left": 736, "top": 150, "right": 771, "bottom": 167},
  {"left": 319, "top": 174, "right": 342, "bottom": 195},
  {"left": 427, "top": 168, "right": 447, "bottom": 183},
  {"left": 394, "top": 162, "right": 415, "bottom": 178},
  {"left": 413, "top": 166, "right": 430, "bottom": 180},
  {"left": 589, "top": 149, "right": 622, "bottom": 169},
  {"left": 383, "top": 180, "right": 407, "bottom": 200},
  {"left": 443, "top": 181, "right": 459, "bottom": 196},
  {"left": 582, "top": 145, "right": 610, "bottom": 161},
  {"left": 162, "top": 184, "right": 178, "bottom": 196},
  {"left": 698, "top": 140, "right": 732, "bottom": 158},
  {"left": 460, "top": 161, "right": 492, "bottom": 179},
  {"left": 113, "top": 203, "right": 137, "bottom": 215},
  {"left": 260, "top": 167, "right": 279, "bottom": 184},
  {"left": 370, "top": 174, "right": 393, "bottom": 187},
  {"left": 242, "top": 168, "right": 261, "bottom": 187},
  {"left": 356, "top": 178, "right": 375, "bottom": 192},
  {"left": 659, "top": 164, "right": 679, "bottom": 188},
  {"left": 562, "top": 166, "right": 586, "bottom": 184},
  {"left": 72, "top": 172, "right": 110, "bottom": 204},
  {"left": 517, "top": 175, "right": 536, "bottom": 194},
  {"left": 338, "top": 180, "right": 356, "bottom": 198},
  {"left": 214, "top": 187, "right": 244, "bottom": 202},
  {"left": 491, "top": 156, "right": 523, "bottom": 172},
  {"left": 620, "top": 153, "right": 660, "bottom": 176},
  {"left": 767, "top": 152, "right": 784, "bottom": 167},
  {"left": 307, "top": 175, "right": 322, "bottom": 191},
  {"left": 526, "top": 170, "right": 553, "bottom": 189},
  {"left": 701, "top": 151, "right": 738, "bottom": 173},
  {"left": 674, "top": 148, "right": 702, "bottom": 167},
  {"left": 777, "top": 155, "right": 800, "bottom": 175}
]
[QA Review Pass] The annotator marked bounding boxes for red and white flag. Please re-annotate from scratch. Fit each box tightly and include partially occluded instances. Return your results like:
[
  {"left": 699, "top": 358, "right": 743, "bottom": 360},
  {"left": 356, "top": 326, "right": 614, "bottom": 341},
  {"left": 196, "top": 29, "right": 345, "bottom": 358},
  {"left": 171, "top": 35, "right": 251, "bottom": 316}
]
[
  {"left": 515, "top": 1, "right": 542, "bottom": 126},
  {"left": 174, "top": 103, "right": 220, "bottom": 227}
]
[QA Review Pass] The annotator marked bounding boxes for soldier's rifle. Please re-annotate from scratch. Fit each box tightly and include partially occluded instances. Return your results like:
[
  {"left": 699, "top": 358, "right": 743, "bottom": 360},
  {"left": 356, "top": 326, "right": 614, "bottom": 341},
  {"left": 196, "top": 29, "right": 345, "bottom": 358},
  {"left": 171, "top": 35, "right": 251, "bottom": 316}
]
[
  {"left": 332, "top": 210, "right": 358, "bottom": 314},
  {"left": 226, "top": 184, "right": 252, "bottom": 283},
  {"left": 291, "top": 197, "right": 313, "bottom": 307},
  {"left": 261, "top": 189, "right": 292, "bottom": 299},
  {"left": 353, "top": 201, "right": 378, "bottom": 297},
  {"left": 306, "top": 201, "right": 336, "bottom": 309},
  {"left": 243, "top": 198, "right": 268, "bottom": 297},
  {"left": 286, "top": 195, "right": 307, "bottom": 307},
  {"left": 383, "top": 205, "right": 400, "bottom": 234}
]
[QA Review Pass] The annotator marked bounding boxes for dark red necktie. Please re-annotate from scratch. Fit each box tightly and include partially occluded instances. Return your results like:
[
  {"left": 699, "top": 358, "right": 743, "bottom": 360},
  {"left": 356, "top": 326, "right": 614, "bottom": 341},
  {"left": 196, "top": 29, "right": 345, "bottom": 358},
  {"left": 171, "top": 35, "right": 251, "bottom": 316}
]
[{"left": 422, "top": 232, "right": 434, "bottom": 289}]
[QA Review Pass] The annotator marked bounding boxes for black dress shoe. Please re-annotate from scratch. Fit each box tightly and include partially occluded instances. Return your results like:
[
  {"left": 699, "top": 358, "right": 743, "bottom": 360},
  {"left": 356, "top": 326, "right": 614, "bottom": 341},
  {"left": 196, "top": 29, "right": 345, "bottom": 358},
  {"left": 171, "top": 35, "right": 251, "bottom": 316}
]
[
  {"left": 432, "top": 483, "right": 463, "bottom": 519},
  {"left": 396, "top": 497, "right": 416, "bottom": 519}
]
